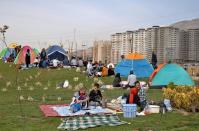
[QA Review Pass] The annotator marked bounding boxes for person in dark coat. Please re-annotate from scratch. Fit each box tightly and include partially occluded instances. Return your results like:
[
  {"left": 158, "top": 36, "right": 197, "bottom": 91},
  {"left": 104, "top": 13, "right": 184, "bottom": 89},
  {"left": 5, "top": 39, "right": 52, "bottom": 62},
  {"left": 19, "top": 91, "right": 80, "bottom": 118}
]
[
  {"left": 25, "top": 49, "right": 31, "bottom": 68},
  {"left": 108, "top": 65, "right": 114, "bottom": 76},
  {"left": 112, "top": 73, "right": 121, "bottom": 87},
  {"left": 151, "top": 52, "right": 157, "bottom": 69},
  {"left": 89, "top": 83, "right": 102, "bottom": 106},
  {"left": 39, "top": 48, "right": 47, "bottom": 67}
]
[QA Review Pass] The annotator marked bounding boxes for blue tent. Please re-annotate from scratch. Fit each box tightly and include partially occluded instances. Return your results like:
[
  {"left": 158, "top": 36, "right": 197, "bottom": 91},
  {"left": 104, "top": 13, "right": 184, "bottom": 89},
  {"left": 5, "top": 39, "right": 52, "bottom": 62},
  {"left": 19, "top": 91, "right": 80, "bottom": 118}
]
[
  {"left": 47, "top": 45, "right": 68, "bottom": 61},
  {"left": 150, "top": 64, "right": 195, "bottom": 86},
  {"left": 2, "top": 48, "right": 17, "bottom": 61},
  {"left": 114, "top": 56, "right": 154, "bottom": 78}
]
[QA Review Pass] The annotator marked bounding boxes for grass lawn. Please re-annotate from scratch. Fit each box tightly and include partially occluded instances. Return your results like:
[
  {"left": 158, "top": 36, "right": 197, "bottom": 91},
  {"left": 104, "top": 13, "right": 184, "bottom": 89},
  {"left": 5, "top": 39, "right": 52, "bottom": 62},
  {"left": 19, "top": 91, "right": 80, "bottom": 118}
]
[{"left": 0, "top": 61, "right": 199, "bottom": 131}]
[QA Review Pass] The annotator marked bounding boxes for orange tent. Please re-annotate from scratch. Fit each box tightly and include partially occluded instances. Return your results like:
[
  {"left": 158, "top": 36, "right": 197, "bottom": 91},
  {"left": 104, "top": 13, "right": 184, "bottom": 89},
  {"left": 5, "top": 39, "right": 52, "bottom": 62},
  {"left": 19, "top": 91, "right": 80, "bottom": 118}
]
[{"left": 125, "top": 53, "right": 144, "bottom": 59}]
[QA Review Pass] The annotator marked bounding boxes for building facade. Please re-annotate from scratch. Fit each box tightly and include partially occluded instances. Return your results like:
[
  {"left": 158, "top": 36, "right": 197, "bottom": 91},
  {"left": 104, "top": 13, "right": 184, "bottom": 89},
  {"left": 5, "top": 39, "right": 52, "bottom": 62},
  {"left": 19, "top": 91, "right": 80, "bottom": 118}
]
[
  {"left": 111, "top": 31, "right": 133, "bottom": 64},
  {"left": 187, "top": 29, "right": 199, "bottom": 62},
  {"left": 93, "top": 40, "right": 112, "bottom": 63}
]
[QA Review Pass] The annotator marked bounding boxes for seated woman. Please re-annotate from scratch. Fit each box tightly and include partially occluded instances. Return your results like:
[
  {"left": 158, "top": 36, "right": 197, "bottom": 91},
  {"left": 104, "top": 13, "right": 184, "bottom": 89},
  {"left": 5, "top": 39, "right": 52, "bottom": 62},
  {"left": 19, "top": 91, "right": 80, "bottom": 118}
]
[
  {"left": 70, "top": 87, "right": 89, "bottom": 113},
  {"left": 89, "top": 83, "right": 102, "bottom": 106},
  {"left": 101, "top": 65, "right": 108, "bottom": 77},
  {"left": 112, "top": 73, "right": 121, "bottom": 87}
]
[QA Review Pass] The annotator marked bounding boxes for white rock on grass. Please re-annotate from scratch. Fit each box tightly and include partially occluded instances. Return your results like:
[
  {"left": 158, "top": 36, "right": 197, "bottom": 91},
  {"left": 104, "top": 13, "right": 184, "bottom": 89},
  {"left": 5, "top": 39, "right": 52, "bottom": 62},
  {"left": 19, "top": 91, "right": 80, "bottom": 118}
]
[
  {"left": 6, "top": 81, "right": 11, "bottom": 87},
  {"left": 29, "top": 87, "right": 34, "bottom": 91},
  {"left": 57, "top": 97, "right": 62, "bottom": 101},
  {"left": 19, "top": 95, "right": 25, "bottom": 100},
  {"left": 17, "top": 86, "right": 22, "bottom": 91},
  {"left": 29, "top": 75, "right": 33, "bottom": 80},
  {"left": 35, "top": 82, "right": 42, "bottom": 86},
  {"left": 24, "top": 82, "right": 28, "bottom": 87},
  {"left": 2, "top": 88, "right": 7, "bottom": 92},
  {"left": 73, "top": 77, "right": 79, "bottom": 82},
  {"left": 43, "top": 87, "right": 48, "bottom": 90},
  {"left": 78, "top": 83, "right": 84, "bottom": 88},
  {"left": 56, "top": 86, "right": 60, "bottom": 89},
  {"left": 27, "top": 96, "right": 34, "bottom": 101},
  {"left": 76, "top": 67, "right": 81, "bottom": 72}
]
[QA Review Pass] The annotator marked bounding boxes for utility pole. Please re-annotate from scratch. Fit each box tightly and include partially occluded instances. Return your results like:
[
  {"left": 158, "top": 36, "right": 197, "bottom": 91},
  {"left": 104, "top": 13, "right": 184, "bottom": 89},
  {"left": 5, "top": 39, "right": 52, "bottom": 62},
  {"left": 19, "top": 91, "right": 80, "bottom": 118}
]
[
  {"left": 82, "top": 42, "right": 86, "bottom": 60},
  {"left": 73, "top": 28, "right": 77, "bottom": 58}
]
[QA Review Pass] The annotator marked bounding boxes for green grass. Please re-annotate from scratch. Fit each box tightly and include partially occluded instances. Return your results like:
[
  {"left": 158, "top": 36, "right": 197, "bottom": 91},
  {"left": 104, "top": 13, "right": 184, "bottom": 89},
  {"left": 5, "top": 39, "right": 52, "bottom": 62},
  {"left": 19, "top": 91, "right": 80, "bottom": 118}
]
[{"left": 0, "top": 61, "right": 199, "bottom": 131}]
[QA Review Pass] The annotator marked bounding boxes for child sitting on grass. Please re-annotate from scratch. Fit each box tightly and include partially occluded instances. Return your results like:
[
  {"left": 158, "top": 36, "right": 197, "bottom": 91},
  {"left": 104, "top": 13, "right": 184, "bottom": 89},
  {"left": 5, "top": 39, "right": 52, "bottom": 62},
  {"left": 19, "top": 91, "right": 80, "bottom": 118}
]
[
  {"left": 89, "top": 83, "right": 103, "bottom": 106},
  {"left": 70, "top": 87, "right": 89, "bottom": 113}
]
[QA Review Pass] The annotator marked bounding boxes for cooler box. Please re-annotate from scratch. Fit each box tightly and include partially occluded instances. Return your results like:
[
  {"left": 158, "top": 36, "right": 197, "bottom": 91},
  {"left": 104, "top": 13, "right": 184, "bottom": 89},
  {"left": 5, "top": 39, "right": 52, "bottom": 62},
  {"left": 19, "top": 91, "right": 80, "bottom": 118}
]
[{"left": 123, "top": 104, "right": 137, "bottom": 118}]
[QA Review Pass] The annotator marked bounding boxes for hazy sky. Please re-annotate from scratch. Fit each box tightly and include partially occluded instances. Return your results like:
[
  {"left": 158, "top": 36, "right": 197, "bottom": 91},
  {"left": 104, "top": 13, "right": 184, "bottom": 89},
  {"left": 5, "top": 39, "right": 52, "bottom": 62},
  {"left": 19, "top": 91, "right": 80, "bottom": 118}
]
[{"left": 0, "top": 0, "right": 199, "bottom": 50}]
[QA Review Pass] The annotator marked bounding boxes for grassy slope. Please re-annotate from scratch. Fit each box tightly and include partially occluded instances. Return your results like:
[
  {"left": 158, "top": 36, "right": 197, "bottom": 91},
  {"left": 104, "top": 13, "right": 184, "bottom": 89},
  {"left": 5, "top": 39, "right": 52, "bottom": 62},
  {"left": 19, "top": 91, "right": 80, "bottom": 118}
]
[{"left": 0, "top": 61, "right": 199, "bottom": 131}]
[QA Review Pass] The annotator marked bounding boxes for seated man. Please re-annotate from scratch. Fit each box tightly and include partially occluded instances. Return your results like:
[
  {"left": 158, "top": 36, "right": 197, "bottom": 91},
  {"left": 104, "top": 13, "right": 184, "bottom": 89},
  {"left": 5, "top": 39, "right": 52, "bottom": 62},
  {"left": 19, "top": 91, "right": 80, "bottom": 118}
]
[
  {"left": 126, "top": 81, "right": 147, "bottom": 111},
  {"left": 89, "top": 83, "right": 102, "bottom": 106},
  {"left": 70, "top": 87, "right": 89, "bottom": 113}
]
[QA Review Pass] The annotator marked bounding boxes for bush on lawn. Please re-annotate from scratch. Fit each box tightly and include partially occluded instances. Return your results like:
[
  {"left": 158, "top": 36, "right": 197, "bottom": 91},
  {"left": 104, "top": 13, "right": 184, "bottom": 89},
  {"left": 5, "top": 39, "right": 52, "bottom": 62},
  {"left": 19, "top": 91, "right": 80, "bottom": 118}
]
[{"left": 163, "top": 83, "right": 199, "bottom": 112}]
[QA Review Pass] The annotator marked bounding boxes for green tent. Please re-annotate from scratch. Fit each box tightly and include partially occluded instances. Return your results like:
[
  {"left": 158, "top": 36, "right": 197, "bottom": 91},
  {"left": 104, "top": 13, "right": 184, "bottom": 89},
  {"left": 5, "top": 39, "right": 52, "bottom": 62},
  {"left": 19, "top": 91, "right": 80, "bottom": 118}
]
[
  {"left": 33, "top": 48, "right": 40, "bottom": 55},
  {"left": 0, "top": 48, "right": 7, "bottom": 58},
  {"left": 150, "top": 64, "right": 195, "bottom": 86}
]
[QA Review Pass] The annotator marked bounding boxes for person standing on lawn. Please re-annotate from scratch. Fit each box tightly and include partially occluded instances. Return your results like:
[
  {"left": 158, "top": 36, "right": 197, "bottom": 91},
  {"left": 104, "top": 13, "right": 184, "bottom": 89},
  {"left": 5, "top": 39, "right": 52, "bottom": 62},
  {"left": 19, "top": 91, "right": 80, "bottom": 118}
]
[{"left": 25, "top": 49, "right": 31, "bottom": 68}]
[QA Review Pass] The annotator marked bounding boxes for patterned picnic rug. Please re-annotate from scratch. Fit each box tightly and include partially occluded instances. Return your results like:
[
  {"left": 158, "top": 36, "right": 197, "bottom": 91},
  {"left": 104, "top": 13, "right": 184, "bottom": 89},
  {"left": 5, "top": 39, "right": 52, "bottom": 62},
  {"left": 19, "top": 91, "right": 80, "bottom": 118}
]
[{"left": 57, "top": 115, "right": 127, "bottom": 130}]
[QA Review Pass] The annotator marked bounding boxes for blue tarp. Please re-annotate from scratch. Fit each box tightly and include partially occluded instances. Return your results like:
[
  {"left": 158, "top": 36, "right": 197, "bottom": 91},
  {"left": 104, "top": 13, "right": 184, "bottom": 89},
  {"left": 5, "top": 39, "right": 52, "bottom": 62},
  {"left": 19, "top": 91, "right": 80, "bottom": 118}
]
[
  {"left": 47, "top": 45, "right": 68, "bottom": 61},
  {"left": 114, "top": 59, "right": 154, "bottom": 78},
  {"left": 151, "top": 64, "right": 195, "bottom": 86}
]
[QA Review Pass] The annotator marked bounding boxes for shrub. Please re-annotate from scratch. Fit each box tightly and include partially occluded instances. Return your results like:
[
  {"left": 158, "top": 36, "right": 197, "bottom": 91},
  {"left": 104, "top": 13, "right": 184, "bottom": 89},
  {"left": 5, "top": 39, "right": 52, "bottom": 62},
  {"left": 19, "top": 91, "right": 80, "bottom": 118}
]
[{"left": 163, "top": 84, "right": 199, "bottom": 112}]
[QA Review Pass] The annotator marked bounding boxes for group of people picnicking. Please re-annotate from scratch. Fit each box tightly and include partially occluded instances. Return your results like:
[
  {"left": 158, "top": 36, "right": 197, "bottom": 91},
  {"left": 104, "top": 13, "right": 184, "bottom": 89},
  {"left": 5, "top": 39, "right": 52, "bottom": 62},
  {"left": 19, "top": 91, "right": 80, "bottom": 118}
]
[{"left": 69, "top": 70, "right": 147, "bottom": 113}]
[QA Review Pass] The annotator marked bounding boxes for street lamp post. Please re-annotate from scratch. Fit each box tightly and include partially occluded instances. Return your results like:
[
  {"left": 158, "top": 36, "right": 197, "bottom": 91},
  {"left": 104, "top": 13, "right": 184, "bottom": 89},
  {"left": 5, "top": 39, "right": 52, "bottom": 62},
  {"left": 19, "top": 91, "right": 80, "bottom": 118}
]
[
  {"left": 0, "top": 25, "right": 9, "bottom": 47},
  {"left": 82, "top": 43, "right": 86, "bottom": 60}
]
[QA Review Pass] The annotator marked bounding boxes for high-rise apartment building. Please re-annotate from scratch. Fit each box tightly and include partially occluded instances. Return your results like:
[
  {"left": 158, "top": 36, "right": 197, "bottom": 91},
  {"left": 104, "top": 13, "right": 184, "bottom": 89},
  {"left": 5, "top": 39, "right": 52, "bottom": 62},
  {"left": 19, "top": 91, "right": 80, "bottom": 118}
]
[
  {"left": 132, "top": 29, "right": 146, "bottom": 56},
  {"left": 145, "top": 26, "right": 159, "bottom": 62},
  {"left": 145, "top": 26, "right": 180, "bottom": 64},
  {"left": 111, "top": 31, "right": 133, "bottom": 64},
  {"left": 187, "top": 29, "right": 199, "bottom": 62}
]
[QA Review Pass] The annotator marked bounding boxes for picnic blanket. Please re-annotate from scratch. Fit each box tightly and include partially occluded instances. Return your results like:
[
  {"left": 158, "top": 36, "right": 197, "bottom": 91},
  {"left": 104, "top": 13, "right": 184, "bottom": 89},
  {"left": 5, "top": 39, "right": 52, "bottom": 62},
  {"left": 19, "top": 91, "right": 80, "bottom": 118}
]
[
  {"left": 40, "top": 104, "right": 68, "bottom": 117},
  {"left": 40, "top": 104, "right": 114, "bottom": 117},
  {"left": 52, "top": 106, "right": 114, "bottom": 116},
  {"left": 58, "top": 115, "right": 127, "bottom": 130}
]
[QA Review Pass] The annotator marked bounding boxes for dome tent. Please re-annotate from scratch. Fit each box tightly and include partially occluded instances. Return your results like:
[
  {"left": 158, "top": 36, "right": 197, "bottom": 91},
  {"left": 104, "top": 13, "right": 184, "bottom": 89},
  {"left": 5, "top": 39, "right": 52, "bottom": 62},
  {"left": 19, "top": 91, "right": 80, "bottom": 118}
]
[
  {"left": 149, "top": 63, "right": 195, "bottom": 86},
  {"left": 2, "top": 48, "right": 17, "bottom": 61},
  {"left": 114, "top": 53, "right": 154, "bottom": 78},
  {"left": 8, "top": 43, "right": 18, "bottom": 48},
  {"left": 33, "top": 48, "right": 40, "bottom": 55},
  {"left": 0, "top": 48, "right": 7, "bottom": 58},
  {"left": 47, "top": 45, "right": 68, "bottom": 61},
  {"left": 14, "top": 45, "right": 37, "bottom": 65}
]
